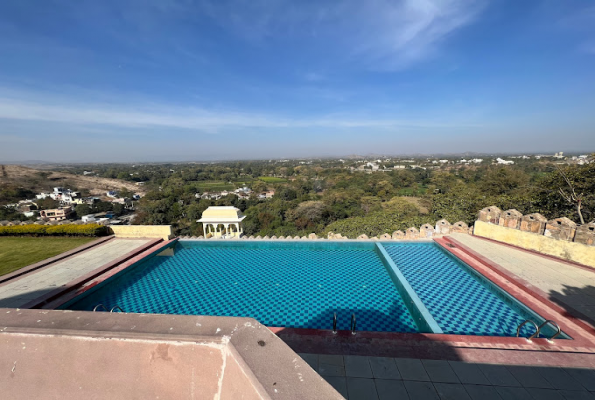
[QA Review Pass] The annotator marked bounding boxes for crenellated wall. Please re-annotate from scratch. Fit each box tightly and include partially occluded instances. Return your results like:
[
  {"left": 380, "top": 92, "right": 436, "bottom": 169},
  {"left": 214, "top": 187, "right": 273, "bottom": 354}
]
[
  {"left": 179, "top": 219, "right": 473, "bottom": 241},
  {"left": 474, "top": 206, "right": 595, "bottom": 267}
]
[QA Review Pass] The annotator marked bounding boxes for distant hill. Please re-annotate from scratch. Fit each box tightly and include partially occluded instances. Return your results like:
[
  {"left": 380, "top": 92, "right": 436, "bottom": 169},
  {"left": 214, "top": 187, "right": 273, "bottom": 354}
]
[{"left": 0, "top": 164, "right": 146, "bottom": 198}]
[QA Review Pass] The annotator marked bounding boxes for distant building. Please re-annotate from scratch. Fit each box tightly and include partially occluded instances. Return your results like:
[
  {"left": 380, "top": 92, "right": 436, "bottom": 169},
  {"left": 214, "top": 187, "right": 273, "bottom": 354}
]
[
  {"left": 40, "top": 207, "right": 73, "bottom": 221},
  {"left": 496, "top": 158, "right": 514, "bottom": 165},
  {"left": 107, "top": 191, "right": 118, "bottom": 198}
]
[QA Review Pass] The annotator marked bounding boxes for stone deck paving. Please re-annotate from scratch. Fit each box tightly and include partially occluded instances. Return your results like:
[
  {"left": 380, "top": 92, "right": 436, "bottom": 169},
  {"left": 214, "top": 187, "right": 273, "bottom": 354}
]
[
  {"left": 449, "top": 233, "right": 595, "bottom": 324},
  {"left": 300, "top": 353, "right": 595, "bottom": 400},
  {"left": 0, "top": 239, "right": 151, "bottom": 308}
]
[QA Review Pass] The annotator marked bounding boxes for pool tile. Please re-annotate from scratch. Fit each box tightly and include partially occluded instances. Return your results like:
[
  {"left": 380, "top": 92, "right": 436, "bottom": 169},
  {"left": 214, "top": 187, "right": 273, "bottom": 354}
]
[
  {"left": 347, "top": 378, "right": 379, "bottom": 400},
  {"left": 375, "top": 379, "right": 409, "bottom": 400},
  {"left": 449, "top": 362, "right": 490, "bottom": 385},
  {"left": 395, "top": 358, "right": 430, "bottom": 382},
  {"left": 369, "top": 357, "right": 401, "bottom": 380},
  {"left": 434, "top": 383, "right": 472, "bottom": 400},
  {"left": 344, "top": 356, "right": 373, "bottom": 378},
  {"left": 422, "top": 360, "right": 460, "bottom": 383},
  {"left": 404, "top": 381, "right": 439, "bottom": 400}
]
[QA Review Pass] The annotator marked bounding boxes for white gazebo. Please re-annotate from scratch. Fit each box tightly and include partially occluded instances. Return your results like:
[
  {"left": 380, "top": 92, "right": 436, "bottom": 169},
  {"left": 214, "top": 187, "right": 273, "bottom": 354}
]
[{"left": 197, "top": 206, "right": 246, "bottom": 238}]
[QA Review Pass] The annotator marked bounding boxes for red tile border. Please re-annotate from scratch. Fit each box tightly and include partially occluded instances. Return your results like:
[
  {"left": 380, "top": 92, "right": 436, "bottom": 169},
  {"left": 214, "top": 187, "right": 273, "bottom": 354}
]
[
  {"left": 41, "top": 238, "right": 179, "bottom": 310},
  {"left": 21, "top": 238, "right": 171, "bottom": 309},
  {"left": 0, "top": 236, "right": 114, "bottom": 286}
]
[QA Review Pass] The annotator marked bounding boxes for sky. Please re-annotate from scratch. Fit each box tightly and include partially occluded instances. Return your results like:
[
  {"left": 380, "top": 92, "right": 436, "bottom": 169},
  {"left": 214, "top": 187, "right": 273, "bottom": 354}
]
[{"left": 0, "top": 0, "right": 594, "bottom": 162}]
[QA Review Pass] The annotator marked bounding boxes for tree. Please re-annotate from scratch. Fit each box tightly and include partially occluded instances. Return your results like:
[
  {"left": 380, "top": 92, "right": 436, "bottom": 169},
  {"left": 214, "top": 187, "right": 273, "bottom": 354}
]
[
  {"left": 75, "top": 204, "right": 92, "bottom": 218},
  {"left": 556, "top": 166, "right": 586, "bottom": 224}
]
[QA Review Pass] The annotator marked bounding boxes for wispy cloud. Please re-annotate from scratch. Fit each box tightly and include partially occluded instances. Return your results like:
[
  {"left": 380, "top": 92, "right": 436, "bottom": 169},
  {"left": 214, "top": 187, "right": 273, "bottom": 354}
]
[
  {"left": 0, "top": 88, "right": 479, "bottom": 131},
  {"left": 193, "top": 0, "right": 487, "bottom": 70}
]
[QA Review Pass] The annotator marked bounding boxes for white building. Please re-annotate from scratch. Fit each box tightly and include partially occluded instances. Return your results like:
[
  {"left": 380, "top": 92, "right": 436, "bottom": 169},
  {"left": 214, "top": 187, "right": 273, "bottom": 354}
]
[{"left": 496, "top": 158, "right": 514, "bottom": 165}]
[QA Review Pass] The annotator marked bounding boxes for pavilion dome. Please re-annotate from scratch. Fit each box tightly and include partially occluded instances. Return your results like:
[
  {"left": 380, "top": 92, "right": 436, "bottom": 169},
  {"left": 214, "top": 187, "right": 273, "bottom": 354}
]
[{"left": 197, "top": 206, "right": 246, "bottom": 223}]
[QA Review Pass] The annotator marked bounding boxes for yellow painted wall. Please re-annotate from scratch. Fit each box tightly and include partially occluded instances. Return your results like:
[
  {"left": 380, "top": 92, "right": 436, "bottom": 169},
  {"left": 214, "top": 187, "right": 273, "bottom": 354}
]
[
  {"left": 110, "top": 225, "right": 173, "bottom": 241},
  {"left": 474, "top": 220, "right": 595, "bottom": 268}
]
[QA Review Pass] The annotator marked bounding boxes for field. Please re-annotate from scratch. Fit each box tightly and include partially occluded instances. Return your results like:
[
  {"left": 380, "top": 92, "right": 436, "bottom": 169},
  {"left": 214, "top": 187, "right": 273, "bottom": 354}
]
[
  {"left": 258, "top": 176, "right": 287, "bottom": 183},
  {"left": 0, "top": 237, "right": 95, "bottom": 276}
]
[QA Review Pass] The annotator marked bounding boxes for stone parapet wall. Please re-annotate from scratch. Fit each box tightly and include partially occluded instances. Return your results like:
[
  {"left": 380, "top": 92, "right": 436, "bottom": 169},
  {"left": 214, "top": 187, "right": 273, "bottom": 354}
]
[
  {"left": 474, "top": 220, "right": 595, "bottom": 268},
  {"left": 109, "top": 225, "right": 173, "bottom": 241}
]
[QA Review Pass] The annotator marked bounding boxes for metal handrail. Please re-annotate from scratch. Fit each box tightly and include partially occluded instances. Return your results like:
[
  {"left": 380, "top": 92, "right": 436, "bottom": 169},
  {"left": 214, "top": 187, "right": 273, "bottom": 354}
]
[
  {"left": 538, "top": 320, "right": 562, "bottom": 340},
  {"left": 351, "top": 314, "right": 357, "bottom": 335},
  {"left": 93, "top": 304, "right": 108, "bottom": 312},
  {"left": 516, "top": 319, "right": 540, "bottom": 340},
  {"left": 332, "top": 313, "right": 337, "bottom": 334},
  {"left": 110, "top": 305, "right": 124, "bottom": 313}
]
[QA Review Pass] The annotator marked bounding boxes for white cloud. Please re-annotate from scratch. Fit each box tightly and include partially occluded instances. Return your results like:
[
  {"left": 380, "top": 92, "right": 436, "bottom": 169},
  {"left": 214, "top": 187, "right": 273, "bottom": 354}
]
[{"left": 0, "top": 88, "right": 479, "bottom": 132}]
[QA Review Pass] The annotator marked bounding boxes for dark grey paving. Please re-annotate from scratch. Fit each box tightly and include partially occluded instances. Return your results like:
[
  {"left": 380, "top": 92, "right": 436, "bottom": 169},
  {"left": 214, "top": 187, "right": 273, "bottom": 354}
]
[
  {"left": 538, "top": 367, "right": 584, "bottom": 391},
  {"left": 559, "top": 390, "right": 595, "bottom": 399},
  {"left": 320, "top": 354, "right": 344, "bottom": 366},
  {"left": 525, "top": 387, "right": 566, "bottom": 400},
  {"left": 369, "top": 357, "right": 401, "bottom": 380},
  {"left": 347, "top": 377, "right": 379, "bottom": 400},
  {"left": 480, "top": 364, "right": 522, "bottom": 387},
  {"left": 395, "top": 358, "right": 430, "bottom": 382},
  {"left": 423, "top": 360, "right": 460, "bottom": 383},
  {"left": 463, "top": 384, "right": 503, "bottom": 400},
  {"left": 319, "top": 362, "right": 346, "bottom": 377},
  {"left": 298, "top": 353, "right": 319, "bottom": 372},
  {"left": 434, "top": 383, "right": 471, "bottom": 400},
  {"left": 375, "top": 379, "right": 409, "bottom": 400},
  {"left": 495, "top": 386, "right": 534, "bottom": 400},
  {"left": 449, "top": 361, "right": 491, "bottom": 385},
  {"left": 324, "top": 376, "right": 348, "bottom": 399},
  {"left": 507, "top": 366, "right": 553, "bottom": 389},
  {"left": 344, "top": 356, "right": 373, "bottom": 378},
  {"left": 404, "top": 381, "right": 440, "bottom": 400},
  {"left": 564, "top": 368, "right": 595, "bottom": 392}
]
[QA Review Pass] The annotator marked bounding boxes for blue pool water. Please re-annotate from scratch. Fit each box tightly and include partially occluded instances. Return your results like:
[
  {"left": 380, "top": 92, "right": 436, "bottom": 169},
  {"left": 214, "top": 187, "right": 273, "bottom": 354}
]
[
  {"left": 65, "top": 241, "right": 419, "bottom": 332},
  {"left": 63, "top": 241, "right": 565, "bottom": 337},
  {"left": 384, "top": 243, "right": 540, "bottom": 336}
]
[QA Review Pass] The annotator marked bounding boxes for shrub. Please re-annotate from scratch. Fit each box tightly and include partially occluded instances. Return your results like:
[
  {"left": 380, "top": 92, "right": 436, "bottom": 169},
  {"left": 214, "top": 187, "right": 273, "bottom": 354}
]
[{"left": 0, "top": 223, "right": 108, "bottom": 237}]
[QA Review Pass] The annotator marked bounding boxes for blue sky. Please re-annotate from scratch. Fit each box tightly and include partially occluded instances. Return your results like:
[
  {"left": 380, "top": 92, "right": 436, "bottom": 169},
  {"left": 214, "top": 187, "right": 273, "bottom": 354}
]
[{"left": 0, "top": 0, "right": 594, "bottom": 162}]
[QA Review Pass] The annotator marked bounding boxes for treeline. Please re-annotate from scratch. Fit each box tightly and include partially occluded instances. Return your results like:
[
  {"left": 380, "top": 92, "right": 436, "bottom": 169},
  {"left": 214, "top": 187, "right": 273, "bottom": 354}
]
[{"left": 121, "top": 158, "right": 594, "bottom": 238}]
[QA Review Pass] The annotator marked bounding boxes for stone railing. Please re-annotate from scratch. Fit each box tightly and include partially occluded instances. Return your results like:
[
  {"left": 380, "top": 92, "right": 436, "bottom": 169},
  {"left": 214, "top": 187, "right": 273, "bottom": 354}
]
[
  {"left": 179, "top": 219, "right": 473, "bottom": 241},
  {"left": 477, "top": 206, "right": 595, "bottom": 246}
]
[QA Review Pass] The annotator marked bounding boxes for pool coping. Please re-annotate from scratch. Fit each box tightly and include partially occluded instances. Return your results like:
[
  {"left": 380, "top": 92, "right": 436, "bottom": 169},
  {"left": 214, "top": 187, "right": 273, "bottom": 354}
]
[
  {"left": 20, "top": 238, "right": 169, "bottom": 309},
  {"left": 33, "top": 237, "right": 595, "bottom": 365},
  {"left": 0, "top": 236, "right": 114, "bottom": 286}
]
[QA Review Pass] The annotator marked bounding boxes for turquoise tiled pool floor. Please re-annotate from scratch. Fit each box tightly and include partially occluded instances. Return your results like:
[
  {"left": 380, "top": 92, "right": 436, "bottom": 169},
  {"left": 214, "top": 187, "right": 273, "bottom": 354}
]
[
  {"left": 66, "top": 243, "right": 419, "bottom": 333},
  {"left": 383, "top": 243, "right": 537, "bottom": 337}
]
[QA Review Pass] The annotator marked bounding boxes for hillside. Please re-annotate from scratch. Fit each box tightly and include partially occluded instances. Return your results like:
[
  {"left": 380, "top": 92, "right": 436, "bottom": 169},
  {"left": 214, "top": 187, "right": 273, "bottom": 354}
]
[{"left": 0, "top": 165, "right": 146, "bottom": 199}]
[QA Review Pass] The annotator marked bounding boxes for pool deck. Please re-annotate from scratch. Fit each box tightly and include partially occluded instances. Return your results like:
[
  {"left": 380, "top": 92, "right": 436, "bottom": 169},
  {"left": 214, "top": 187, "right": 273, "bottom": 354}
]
[
  {"left": 0, "top": 238, "right": 155, "bottom": 308},
  {"left": 302, "top": 352, "right": 595, "bottom": 400}
]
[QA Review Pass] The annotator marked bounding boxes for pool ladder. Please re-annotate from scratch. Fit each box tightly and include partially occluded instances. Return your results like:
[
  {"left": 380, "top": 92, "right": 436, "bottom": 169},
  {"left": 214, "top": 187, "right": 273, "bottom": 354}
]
[
  {"left": 93, "top": 304, "right": 125, "bottom": 313},
  {"left": 331, "top": 313, "right": 357, "bottom": 335},
  {"left": 516, "top": 319, "right": 561, "bottom": 341}
]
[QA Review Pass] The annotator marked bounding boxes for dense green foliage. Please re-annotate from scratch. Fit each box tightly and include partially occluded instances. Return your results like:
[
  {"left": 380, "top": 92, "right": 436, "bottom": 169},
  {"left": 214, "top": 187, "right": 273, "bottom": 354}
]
[{"left": 49, "top": 156, "right": 595, "bottom": 237}]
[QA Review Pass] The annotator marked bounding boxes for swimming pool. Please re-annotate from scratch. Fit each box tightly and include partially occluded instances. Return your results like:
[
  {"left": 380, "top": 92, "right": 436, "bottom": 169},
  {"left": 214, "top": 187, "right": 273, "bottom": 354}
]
[{"left": 62, "top": 240, "right": 567, "bottom": 338}]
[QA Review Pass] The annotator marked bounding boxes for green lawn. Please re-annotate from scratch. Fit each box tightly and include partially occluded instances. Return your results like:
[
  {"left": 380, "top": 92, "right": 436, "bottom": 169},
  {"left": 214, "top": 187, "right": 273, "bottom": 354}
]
[
  {"left": 0, "top": 237, "right": 95, "bottom": 277},
  {"left": 195, "top": 181, "right": 236, "bottom": 191}
]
